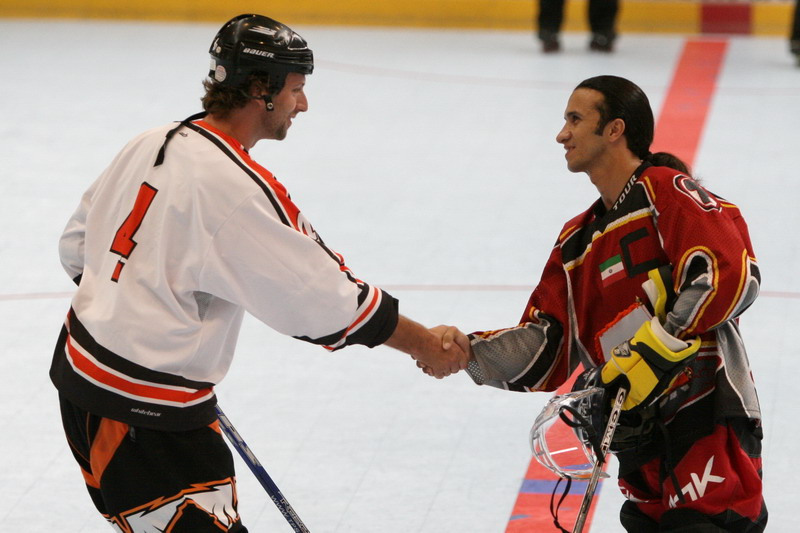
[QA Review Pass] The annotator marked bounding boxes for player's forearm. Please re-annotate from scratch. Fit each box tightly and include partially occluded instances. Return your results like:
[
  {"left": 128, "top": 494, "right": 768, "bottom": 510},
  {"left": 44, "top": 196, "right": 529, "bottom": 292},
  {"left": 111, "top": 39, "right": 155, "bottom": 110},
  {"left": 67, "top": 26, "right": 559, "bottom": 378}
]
[
  {"left": 383, "top": 315, "right": 439, "bottom": 358},
  {"left": 384, "top": 315, "right": 468, "bottom": 378}
]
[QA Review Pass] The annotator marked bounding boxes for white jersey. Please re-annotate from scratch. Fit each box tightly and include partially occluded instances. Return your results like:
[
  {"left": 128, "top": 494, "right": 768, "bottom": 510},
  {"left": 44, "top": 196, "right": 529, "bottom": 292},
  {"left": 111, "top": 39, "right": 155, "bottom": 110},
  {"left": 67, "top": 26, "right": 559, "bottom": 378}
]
[{"left": 51, "top": 117, "right": 398, "bottom": 430}]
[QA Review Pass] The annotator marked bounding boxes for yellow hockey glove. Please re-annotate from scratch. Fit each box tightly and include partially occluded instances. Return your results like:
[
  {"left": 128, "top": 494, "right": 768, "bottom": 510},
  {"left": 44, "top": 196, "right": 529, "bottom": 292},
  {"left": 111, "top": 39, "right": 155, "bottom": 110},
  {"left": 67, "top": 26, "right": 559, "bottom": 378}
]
[
  {"left": 600, "top": 316, "right": 700, "bottom": 411},
  {"left": 641, "top": 264, "right": 676, "bottom": 322}
]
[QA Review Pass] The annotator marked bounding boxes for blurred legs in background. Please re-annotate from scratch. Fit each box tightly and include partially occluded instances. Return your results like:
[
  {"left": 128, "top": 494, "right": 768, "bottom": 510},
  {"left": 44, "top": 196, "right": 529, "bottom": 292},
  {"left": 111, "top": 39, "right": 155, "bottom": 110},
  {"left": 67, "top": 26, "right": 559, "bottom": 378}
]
[
  {"left": 536, "top": 0, "right": 620, "bottom": 53},
  {"left": 791, "top": 0, "right": 800, "bottom": 64}
]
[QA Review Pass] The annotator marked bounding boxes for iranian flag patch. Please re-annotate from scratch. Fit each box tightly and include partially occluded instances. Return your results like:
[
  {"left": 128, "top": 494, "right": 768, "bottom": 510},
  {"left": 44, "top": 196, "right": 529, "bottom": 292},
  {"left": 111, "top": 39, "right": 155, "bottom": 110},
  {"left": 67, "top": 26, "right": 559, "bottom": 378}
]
[{"left": 599, "top": 254, "right": 626, "bottom": 287}]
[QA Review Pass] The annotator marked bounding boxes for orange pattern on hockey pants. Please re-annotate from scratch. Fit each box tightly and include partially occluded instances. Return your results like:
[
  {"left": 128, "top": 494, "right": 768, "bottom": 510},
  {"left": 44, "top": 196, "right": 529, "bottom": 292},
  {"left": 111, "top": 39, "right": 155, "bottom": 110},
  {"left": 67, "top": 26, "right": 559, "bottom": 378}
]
[{"left": 58, "top": 394, "right": 247, "bottom": 532}]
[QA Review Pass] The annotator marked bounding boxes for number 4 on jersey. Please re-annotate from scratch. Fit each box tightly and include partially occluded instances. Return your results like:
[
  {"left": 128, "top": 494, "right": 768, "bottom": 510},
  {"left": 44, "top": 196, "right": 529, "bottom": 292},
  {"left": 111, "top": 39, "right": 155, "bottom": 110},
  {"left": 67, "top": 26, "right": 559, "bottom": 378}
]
[{"left": 110, "top": 182, "right": 158, "bottom": 282}]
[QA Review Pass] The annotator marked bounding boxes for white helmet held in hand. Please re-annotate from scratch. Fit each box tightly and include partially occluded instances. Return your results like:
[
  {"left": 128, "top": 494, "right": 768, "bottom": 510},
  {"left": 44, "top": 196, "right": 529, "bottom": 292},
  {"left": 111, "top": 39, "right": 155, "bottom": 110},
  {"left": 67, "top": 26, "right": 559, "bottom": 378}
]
[{"left": 529, "top": 387, "right": 608, "bottom": 480}]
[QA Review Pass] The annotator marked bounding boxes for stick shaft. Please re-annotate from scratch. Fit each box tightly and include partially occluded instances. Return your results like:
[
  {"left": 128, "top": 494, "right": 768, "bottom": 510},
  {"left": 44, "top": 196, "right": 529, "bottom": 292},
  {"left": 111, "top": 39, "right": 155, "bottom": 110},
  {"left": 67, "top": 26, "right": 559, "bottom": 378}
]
[
  {"left": 216, "top": 405, "right": 310, "bottom": 533},
  {"left": 572, "top": 388, "right": 627, "bottom": 533}
]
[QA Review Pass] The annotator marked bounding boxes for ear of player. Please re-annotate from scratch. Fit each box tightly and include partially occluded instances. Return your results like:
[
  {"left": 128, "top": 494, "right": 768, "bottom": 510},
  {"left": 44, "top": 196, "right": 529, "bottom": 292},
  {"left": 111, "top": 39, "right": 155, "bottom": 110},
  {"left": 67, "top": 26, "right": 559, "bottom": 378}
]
[{"left": 600, "top": 266, "right": 700, "bottom": 411}]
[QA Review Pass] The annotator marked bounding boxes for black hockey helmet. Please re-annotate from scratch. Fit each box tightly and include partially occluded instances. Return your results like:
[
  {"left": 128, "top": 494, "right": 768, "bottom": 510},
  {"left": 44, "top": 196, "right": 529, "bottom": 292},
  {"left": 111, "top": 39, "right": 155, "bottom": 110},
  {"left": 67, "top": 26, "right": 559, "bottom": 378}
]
[{"left": 208, "top": 14, "right": 314, "bottom": 91}]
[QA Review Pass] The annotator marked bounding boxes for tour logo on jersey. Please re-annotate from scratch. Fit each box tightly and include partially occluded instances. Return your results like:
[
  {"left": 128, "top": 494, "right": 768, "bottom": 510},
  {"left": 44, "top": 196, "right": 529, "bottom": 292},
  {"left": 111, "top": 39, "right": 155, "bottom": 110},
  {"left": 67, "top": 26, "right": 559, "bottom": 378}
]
[
  {"left": 599, "top": 254, "right": 626, "bottom": 288},
  {"left": 674, "top": 175, "right": 721, "bottom": 212}
]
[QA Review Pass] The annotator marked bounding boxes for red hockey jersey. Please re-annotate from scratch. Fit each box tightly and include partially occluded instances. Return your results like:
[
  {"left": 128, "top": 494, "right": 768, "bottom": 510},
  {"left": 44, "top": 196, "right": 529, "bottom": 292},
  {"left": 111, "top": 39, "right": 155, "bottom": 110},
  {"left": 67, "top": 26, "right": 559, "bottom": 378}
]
[{"left": 467, "top": 163, "right": 761, "bottom": 423}]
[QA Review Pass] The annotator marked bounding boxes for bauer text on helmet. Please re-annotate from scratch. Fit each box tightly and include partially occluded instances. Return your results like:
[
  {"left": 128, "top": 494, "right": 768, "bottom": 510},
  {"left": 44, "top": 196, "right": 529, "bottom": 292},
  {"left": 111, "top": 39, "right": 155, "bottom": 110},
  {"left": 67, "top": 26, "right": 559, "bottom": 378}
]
[{"left": 208, "top": 14, "right": 314, "bottom": 90}]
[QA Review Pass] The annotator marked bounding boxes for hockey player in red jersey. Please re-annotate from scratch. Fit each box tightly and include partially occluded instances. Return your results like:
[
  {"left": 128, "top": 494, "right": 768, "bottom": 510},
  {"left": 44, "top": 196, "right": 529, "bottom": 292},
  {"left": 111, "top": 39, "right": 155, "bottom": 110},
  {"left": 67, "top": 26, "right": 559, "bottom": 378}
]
[
  {"left": 50, "top": 14, "right": 468, "bottom": 532},
  {"left": 436, "top": 75, "right": 767, "bottom": 532}
]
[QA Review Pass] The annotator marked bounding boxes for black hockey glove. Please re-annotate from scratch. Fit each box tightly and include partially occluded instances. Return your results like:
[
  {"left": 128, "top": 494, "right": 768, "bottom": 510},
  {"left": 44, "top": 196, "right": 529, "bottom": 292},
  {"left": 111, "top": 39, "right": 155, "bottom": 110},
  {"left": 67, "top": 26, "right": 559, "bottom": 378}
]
[{"left": 572, "top": 367, "right": 659, "bottom": 453}]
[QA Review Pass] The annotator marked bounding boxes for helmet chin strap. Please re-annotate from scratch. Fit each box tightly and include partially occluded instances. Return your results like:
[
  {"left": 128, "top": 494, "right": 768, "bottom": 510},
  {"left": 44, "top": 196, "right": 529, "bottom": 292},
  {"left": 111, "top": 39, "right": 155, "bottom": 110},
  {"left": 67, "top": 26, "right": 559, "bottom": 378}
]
[
  {"left": 240, "top": 89, "right": 275, "bottom": 111},
  {"left": 260, "top": 94, "right": 274, "bottom": 111}
]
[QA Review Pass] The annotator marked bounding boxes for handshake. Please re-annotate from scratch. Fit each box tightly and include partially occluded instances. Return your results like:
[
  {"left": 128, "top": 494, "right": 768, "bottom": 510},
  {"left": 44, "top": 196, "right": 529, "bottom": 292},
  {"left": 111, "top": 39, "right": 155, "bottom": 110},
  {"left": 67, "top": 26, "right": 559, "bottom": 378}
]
[
  {"left": 416, "top": 325, "right": 474, "bottom": 379},
  {"left": 387, "top": 320, "right": 474, "bottom": 379}
]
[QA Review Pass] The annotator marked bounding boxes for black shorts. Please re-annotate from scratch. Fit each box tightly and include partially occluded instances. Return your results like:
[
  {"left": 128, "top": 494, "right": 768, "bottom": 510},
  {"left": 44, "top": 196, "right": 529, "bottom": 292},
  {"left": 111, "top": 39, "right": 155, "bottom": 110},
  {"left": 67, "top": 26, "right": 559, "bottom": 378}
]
[{"left": 59, "top": 393, "right": 248, "bottom": 532}]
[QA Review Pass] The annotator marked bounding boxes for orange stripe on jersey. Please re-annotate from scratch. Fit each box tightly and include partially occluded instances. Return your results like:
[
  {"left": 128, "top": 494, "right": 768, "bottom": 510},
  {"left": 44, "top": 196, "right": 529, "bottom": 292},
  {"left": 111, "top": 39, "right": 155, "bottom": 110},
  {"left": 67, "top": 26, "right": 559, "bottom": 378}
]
[
  {"left": 324, "top": 286, "right": 381, "bottom": 350},
  {"left": 65, "top": 334, "right": 214, "bottom": 406},
  {"left": 88, "top": 417, "right": 129, "bottom": 488},
  {"left": 195, "top": 120, "right": 302, "bottom": 231},
  {"left": 348, "top": 287, "right": 381, "bottom": 332}
]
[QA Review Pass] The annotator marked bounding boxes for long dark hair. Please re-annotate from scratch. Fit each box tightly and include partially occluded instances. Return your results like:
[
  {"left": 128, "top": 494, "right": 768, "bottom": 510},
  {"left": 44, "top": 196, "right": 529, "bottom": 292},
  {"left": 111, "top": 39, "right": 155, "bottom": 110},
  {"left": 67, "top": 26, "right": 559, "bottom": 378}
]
[
  {"left": 647, "top": 151, "right": 691, "bottom": 175},
  {"left": 576, "top": 75, "right": 690, "bottom": 174}
]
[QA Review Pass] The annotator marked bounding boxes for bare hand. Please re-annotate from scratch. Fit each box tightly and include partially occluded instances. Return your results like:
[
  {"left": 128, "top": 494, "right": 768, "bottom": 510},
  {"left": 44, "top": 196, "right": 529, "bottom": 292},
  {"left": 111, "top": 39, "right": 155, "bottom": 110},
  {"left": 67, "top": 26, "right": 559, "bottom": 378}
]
[
  {"left": 416, "top": 325, "right": 472, "bottom": 378},
  {"left": 383, "top": 316, "right": 471, "bottom": 379}
]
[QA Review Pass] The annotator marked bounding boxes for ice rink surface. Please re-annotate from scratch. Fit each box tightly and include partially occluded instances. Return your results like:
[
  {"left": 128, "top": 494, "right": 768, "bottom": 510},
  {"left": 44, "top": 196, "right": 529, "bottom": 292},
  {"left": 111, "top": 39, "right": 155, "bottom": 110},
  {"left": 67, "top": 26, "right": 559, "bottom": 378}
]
[{"left": 1, "top": 18, "right": 797, "bottom": 532}]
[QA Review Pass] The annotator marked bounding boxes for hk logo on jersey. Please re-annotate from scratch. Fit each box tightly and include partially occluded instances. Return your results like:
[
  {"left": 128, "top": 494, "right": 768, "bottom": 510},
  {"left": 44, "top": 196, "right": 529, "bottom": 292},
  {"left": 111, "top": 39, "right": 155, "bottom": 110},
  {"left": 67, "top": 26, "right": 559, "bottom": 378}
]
[
  {"left": 668, "top": 456, "right": 726, "bottom": 508},
  {"left": 599, "top": 254, "right": 626, "bottom": 287}
]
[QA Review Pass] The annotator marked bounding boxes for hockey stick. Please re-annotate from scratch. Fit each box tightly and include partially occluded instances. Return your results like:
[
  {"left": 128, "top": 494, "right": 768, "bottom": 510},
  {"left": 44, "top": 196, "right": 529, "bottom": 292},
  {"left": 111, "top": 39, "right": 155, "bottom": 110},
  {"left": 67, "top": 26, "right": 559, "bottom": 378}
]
[
  {"left": 572, "top": 387, "right": 627, "bottom": 533},
  {"left": 215, "top": 405, "right": 311, "bottom": 533}
]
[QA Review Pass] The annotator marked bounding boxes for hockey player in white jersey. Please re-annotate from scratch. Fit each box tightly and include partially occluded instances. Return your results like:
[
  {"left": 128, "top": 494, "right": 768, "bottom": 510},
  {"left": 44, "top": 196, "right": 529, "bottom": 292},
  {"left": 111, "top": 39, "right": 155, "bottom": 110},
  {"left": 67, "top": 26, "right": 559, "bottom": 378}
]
[{"left": 50, "top": 14, "right": 468, "bottom": 532}]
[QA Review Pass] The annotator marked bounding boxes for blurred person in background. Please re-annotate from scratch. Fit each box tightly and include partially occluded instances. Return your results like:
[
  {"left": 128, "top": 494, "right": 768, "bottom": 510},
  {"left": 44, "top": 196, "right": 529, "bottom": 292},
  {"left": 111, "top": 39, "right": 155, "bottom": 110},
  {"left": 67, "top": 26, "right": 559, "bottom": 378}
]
[
  {"left": 536, "top": 0, "right": 619, "bottom": 53},
  {"left": 791, "top": 0, "right": 799, "bottom": 65}
]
